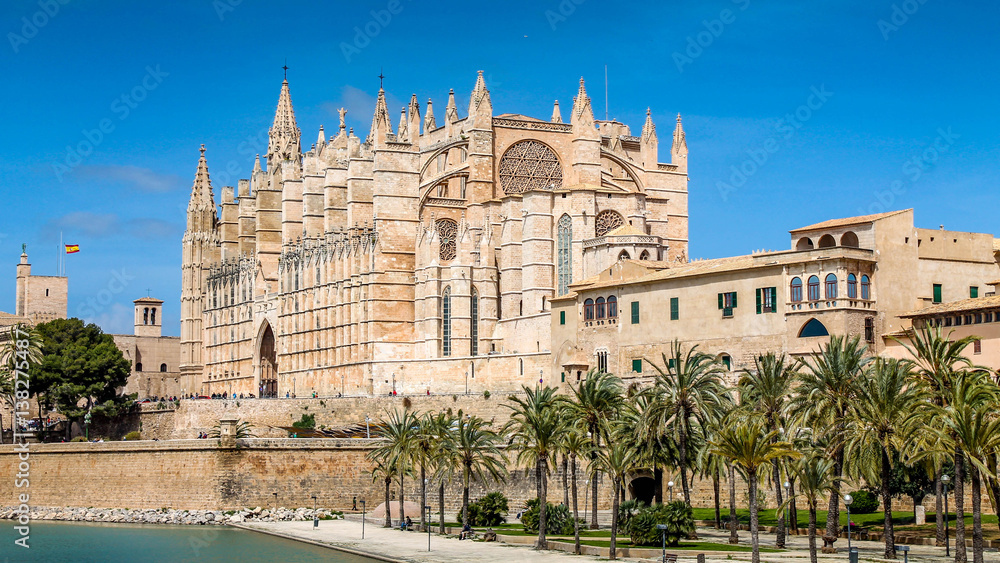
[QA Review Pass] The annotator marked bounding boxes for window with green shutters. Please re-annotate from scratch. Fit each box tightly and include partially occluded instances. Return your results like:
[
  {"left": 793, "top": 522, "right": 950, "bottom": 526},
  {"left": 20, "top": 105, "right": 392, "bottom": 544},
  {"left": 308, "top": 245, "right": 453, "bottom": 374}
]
[
  {"left": 756, "top": 287, "right": 777, "bottom": 314},
  {"left": 971, "top": 286, "right": 979, "bottom": 298},
  {"left": 631, "top": 301, "right": 640, "bottom": 324},
  {"left": 718, "top": 292, "right": 737, "bottom": 317},
  {"left": 933, "top": 284, "right": 942, "bottom": 303},
  {"left": 632, "top": 359, "right": 643, "bottom": 373},
  {"left": 670, "top": 297, "right": 679, "bottom": 320},
  {"left": 559, "top": 310, "right": 566, "bottom": 325},
  {"left": 668, "top": 358, "right": 675, "bottom": 369}
]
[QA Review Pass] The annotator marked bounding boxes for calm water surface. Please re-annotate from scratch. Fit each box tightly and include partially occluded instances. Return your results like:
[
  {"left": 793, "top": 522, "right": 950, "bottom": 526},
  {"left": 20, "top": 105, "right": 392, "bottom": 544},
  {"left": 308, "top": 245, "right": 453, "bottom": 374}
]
[{"left": 0, "top": 520, "right": 378, "bottom": 562}]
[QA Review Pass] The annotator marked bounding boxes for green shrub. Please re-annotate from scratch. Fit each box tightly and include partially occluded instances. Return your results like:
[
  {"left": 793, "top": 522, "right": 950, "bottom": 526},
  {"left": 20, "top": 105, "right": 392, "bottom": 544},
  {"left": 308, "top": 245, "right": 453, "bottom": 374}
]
[
  {"left": 483, "top": 390, "right": 491, "bottom": 399},
  {"left": 520, "top": 498, "right": 575, "bottom": 535},
  {"left": 292, "top": 413, "right": 316, "bottom": 429},
  {"left": 71, "top": 436, "right": 87, "bottom": 442},
  {"left": 123, "top": 431, "right": 142, "bottom": 441},
  {"left": 848, "top": 490, "right": 879, "bottom": 514},
  {"left": 617, "top": 499, "right": 646, "bottom": 533},
  {"left": 467, "top": 492, "right": 508, "bottom": 526},
  {"left": 629, "top": 501, "right": 695, "bottom": 547}
]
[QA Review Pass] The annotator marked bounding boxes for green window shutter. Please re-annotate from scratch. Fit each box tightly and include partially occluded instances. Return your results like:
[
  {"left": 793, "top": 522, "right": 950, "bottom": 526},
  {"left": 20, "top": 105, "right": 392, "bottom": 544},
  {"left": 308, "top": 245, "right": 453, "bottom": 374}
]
[
  {"left": 632, "top": 359, "right": 643, "bottom": 373},
  {"left": 561, "top": 372, "right": 565, "bottom": 382},
  {"left": 631, "top": 301, "right": 640, "bottom": 324},
  {"left": 971, "top": 286, "right": 979, "bottom": 298},
  {"left": 933, "top": 284, "right": 942, "bottom": 303},
  {"left": 670, "top": 297, "right": 679, "bottom": 320},
  {"left": 732, "top": 292, "right": 737, "bottom": 308},
  {"left": 756, "top": 288, "right": 762, "bottom": 314},
  {"left": 560, "top": 310, "right": 566, "bottom": 325},
  {"left": 718, "top": 293, "right": 724, "bottom": 310},
  {"left": 770, "top": 287, "right": 777, "bottom": 312},
  {"left": 668, "top": 358, "right": 675, "bottom": 369}
]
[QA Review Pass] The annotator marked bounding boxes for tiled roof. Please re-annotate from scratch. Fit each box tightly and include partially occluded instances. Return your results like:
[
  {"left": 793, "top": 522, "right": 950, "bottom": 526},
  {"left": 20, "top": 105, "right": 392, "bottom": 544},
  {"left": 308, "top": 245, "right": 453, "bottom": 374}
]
[
  {"left": 790, "top": 209, "right": 911, "bottom": 233},
  {"left": 900, "top": 295, "right": 1000, "bottom": 318},
  {"left": 606, "top": 225, "right": 649, "bottom": 237},
  {"left": 573, "top": 255, "right": 762, "bottom": 292}
]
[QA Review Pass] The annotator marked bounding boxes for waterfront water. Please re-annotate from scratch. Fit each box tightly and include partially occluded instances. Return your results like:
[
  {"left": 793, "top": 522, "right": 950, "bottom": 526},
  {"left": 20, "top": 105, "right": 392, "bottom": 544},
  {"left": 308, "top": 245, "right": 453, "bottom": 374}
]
[{"left": 0, "top": 520, "right": 377, "bottom": 562}]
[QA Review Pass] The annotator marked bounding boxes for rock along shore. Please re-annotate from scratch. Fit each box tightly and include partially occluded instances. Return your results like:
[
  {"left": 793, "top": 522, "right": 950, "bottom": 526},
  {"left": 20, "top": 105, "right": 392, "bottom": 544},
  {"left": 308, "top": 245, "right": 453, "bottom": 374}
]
[{"left": 0, "top": 506, "right": 343, "bottom": 526}]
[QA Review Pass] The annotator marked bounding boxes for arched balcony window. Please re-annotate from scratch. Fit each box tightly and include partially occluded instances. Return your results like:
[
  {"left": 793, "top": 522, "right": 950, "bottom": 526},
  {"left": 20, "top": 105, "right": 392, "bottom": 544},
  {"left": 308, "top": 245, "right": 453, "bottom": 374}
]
[
  {"left": 825, "top": 274, "right": 838, "bottom": 299},
  {"left": 584, "top": 298, "right": 595, "bottom": 321},
  {"left": 861, "top": 275, "right": 871, "bottom": 300},
  {"left": 607, "top": 296, "right": 618, "bottom": 318},
  {"left": 595, "top": 297, "right": 606, "bottom": 319},
  {"left": 807, "top": 276, "right": 820, "bottom": 301},
  {"left": 790, "top": 277, "right": 803, "bottom": 302},
  {"left": 847, "top": 274, "right": 858, "bottom": 298}
]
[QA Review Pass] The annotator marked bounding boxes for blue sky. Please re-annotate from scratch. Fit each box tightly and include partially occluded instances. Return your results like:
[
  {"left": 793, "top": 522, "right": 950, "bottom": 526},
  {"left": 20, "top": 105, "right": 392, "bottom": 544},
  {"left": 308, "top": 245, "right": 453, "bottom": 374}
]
[{"left": 2, "top": 0, "right": 998, "bottom": 336}]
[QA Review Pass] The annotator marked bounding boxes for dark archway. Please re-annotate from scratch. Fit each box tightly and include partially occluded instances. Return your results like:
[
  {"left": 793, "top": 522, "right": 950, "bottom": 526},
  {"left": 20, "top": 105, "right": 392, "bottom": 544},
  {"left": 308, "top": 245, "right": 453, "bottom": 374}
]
[
  {"left": 818, "top": 234, "right": 836, "bottom": 248},
  {"left": 796, "top": 237, "right": 814, "bottom": 251},
  {"left": 629, "top": 477, "right": 656, "bottom": 506},
  {"left": 840, "top": 231, "right": 859, "bottom": 248},
  {"left": 259, "top": 323, "right": 277, "bottom": 398},
  {"left": 798, "top": 318, "right": 830, "bottom": 338}
]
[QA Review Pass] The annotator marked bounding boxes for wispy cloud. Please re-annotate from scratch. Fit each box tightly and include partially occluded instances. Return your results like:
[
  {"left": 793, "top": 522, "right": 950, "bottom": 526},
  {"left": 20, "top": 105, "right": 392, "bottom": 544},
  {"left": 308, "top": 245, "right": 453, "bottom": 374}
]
[
  {"left": 76, "top": 164, "right": 182, "bottom": 193},
  {"left": 41, "top": 212, "right": 183, "bottom": 241}
]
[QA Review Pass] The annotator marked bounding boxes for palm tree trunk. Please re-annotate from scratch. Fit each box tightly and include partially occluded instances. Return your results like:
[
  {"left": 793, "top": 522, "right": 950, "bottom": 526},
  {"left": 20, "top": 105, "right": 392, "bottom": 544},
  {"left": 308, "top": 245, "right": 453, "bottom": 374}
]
[
  {"left": 789, "top": 477, "right": 799, "bottom": 533},
  {"left": 591, "top": 431, "right": 600, "bottom": 529},
  {"left": 678, "top": 416, "right": 691, "bottom": 503},
  {"left": 399, "top": 471, "right": 406, "bottom": 527},
  {"left": 384, "top": 477, "right": 392, "bottom": 528},
  {"left": 936, "top": 467, "right": 946, "bottom": 546},
  {"left": 713, "top": 469, "right": 722, "bottom": 529},
  {"left": 654, "top": 465, "right": 663, "bottom": 504},
  {"left": 562, "top": 454, "right": 570, "bottom": 508},
  {"left": 972, "top": 466, "right": 983, "bottom": 563},
  {"left": 808, "top": 500, "right": 818, "bottom": 563},
  {"left": 438, "top": 481, "right": 445, "bottom": 534},
  {"left": 420, "top": 462, "right": 427, "bottom": 530},
  {"left": 881, "top": 447, "right": 896, "bottom": 559},
  {"left": 956, "top": 447, "right": 967, "bottom": 563},
  {"left": 826, "top": 450, "right": 843, "bottom": 543},
  {"left": 571, "top": 454, "right": 581, "bottom": 555},
  {"left": 463, "top": 464, "right": 471, "bottom": 527},
  {"left": 749, "top": 468, "right": 761, "bottom": 563},
  {"left": 610, "top": 477, "right": 620, "bottom": 560},
  {"left": 729, "top": 463, "right": 739, "bottom": 544},
  {"left": 774, "top": 459, "right": 785, "bottom": 548},
  {"left": 538, "top": 455, "right": 548, "bottom": 549}
]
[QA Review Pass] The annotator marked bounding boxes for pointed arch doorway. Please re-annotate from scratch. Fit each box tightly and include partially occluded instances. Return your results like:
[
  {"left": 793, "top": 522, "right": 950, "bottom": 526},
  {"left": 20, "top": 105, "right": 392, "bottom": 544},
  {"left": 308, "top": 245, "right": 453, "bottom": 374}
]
[{"left": 258, "top": 323, "right": 278, "bottom": 398}]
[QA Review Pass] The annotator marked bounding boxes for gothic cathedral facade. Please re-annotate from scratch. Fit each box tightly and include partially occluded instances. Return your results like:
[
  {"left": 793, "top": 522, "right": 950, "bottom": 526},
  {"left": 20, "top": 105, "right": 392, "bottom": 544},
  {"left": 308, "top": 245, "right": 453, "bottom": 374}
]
[{"left": 180, "top": 72, "right": 689, "bottom": 397}]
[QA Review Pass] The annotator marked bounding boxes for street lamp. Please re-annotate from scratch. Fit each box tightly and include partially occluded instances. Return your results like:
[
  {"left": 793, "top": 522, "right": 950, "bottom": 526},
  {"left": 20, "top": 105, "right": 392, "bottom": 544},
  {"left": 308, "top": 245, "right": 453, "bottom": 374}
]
[
  {"left": 584, "top": 479, "right": 590, "bottom": 521},
  {"left": 942, "top": 474, "right": 951, "bottom": 557},
  {"left": 365, "top": 416, "right": 371, "bottom": 439},
  {"left": 312, "top": 495, "right": 318, "bottom": 528},
  {"left": 657, "top": 523, "right": 668, "bottom": 563},
  {"left": 783, "top": 481, "right": 791, "bottom": 531},
  {"left": 843, "top": 493, "right": 853, "bottom": 550},
  {"left": 667, "top": 481, "right": 675, "bottom": 503},
  {"left": 425, "top": 505, "right": 432, "bottom": 551},
  {"left": 361, "top": 499, "right": 367, "bottom": 539}
]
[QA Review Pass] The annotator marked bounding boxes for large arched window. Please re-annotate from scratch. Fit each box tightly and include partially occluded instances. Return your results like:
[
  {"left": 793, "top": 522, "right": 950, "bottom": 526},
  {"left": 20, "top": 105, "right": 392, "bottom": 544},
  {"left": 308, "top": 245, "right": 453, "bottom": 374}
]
[
  {"left": 618, "top": 250, "right": 631, "bottom": 261},
  {"left": 143, "top": 307, "right": 149, "bottom": 324},
  {"left": 790, "top": 277, "right": 803, "bottom": 302},
  {"left": 841, "top": 231, "right": 860, "bottom": 247},
  {"left": 861, "top": 275, "right": 871, "bottom": 300},
  {"left": 497, "top": 140, "right": 563, "bottom": 194},
  {"left": 595, "top": 297, "right": 606, "bottom": 319},
  {"left": 584, "top": 298, "right": 595, "bottom": 321},
  {"left": 825, "top": 274, "right": 838, "bottom": 299},
  {"left": 807, "top": 275, "right": 820, "bottom": 301},
  {"left": 436, "top": 219, "right": 457, "bottom": 262},
  {"left": 557, "top": 214, "right": 573, "bottom": 295},
  {"left": 607, "top": 295, "right": 618, "bottom": 318},
  {"left": 442, "top": 287, "right": 452, "bottom": 357},
  {"left": 471, "top": 288, "right": 479, "bottom": 357},
  {"left": 818, "top": 234, "right": 836, "bottom": 248},
  {"left": 847, "top": 274, "right": 858, "bottom": 298},
  {"left": 160, "top": 363, "right": 167, "bottom": 372},
  {"left": 150, "top": 308, "right": 156, "bottom": 325},
  {"left": 595, "top": 210, "right": 624, "bottom": 237},
  {"left": 799, "top": 318, "right": 830, "bottom": 337}
]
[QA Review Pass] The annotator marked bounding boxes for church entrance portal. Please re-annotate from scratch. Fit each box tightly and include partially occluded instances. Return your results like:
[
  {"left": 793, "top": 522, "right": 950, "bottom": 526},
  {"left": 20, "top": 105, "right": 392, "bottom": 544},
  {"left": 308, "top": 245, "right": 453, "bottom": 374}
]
[
  {"left": 629, "top": 476, "right": 656, "bottom": 506},
  {"left": 259, "top": 324, "right": 277, "bottom": 398}
]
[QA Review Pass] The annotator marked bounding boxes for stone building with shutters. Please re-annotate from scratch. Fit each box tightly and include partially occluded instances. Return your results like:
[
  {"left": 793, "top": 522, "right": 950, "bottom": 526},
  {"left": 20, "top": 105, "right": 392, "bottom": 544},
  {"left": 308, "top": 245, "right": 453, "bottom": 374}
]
[
  {"left": 551, "top": 209, "right": 1000, "bottom": 386},
  {"left": 180, "top": 72, "right": 689, "bottom": 397}
]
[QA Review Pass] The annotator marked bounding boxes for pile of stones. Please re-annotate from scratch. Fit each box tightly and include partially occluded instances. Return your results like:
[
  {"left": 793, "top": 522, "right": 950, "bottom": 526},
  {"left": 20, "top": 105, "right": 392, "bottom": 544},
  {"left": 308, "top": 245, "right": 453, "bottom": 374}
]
[{"left": 0, "top": 505, "right": 342, "bottom": 525}]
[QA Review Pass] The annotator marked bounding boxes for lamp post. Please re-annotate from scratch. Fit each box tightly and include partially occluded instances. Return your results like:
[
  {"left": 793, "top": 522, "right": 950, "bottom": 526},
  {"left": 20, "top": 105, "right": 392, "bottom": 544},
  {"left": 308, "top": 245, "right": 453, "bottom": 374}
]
[
  {"left": 942, "top": 474, "right": 951, "bottom": 557},
  {"left": 365, "top": 416, "right": 370, "bottom": 439},
  {"left": 584, "top": 479, "right": 589, "bottom": 520},
  {"left": 668, "top": 481, "right": 675, "bottom": 503},
  {"left": 425, "top": 505, "right": 432, "bottom": 551},
  {"left": 657, "top": 523, "right": 668, "bottom": 563},
  {"left": 783, "top": 481, "right": 791, "bottom": 531},
  {"left": 843, "top": 493, "right": 853, "bottom": 550},
  {"left": 361, "top": 499, "right": 367, "bottom": 539}
]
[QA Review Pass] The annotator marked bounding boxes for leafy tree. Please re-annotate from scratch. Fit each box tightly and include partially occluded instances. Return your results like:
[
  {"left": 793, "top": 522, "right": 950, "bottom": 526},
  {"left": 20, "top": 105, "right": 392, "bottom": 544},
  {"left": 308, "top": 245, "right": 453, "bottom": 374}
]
[
  {"left": 28, "top": 318, "right": 132, "bottom": 438},
  {"left": 292, "top": 413, "right": 316, "bottom": 428},
  {"left": 628, "top": 501, "right": 695, "bottom": 547},
  {"left": 449, "top": 411, "right": 507, "bottom": 529},
  {"left": 560, "top": 424, "right": 592, "bottom": 553},
  {"left": 368, "top": 409, "right": 418, "bottom": 526},
  {"left": 426, "top": 410, "right": 458, "bottom": 533},
  {"left": 0, "top": 323, "right": 43, "bottom": 442},
  {"left": 520, "top": 498, "right": 574, "bottom": 535},
  {"left": 590, "top": 436, "right": 634, "bottom": 560},
  {"left": 467, "top": 492, "right": 509, "bottom": 526}
]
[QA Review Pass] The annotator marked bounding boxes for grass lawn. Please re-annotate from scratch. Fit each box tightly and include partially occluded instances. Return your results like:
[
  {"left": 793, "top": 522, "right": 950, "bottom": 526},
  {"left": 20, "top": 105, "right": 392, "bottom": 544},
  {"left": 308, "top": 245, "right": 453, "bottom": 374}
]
[
  {"left": 693, "top": 508, "right": 913, "bottom": 528},
  {"left": 569, "top": 539, "right": 779, "bottom": 552}
]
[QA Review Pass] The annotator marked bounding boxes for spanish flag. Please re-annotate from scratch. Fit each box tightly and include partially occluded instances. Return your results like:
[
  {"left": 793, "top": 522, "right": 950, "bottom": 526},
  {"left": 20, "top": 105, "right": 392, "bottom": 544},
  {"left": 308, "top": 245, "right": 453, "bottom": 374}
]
[{"left": 65, "top": 244, "right": 80, "bottom": 254}]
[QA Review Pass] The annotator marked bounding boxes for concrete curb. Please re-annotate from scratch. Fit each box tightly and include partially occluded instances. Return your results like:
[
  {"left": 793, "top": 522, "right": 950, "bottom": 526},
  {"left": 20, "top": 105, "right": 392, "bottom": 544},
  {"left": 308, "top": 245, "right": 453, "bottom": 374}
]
[{"left": 230, "top": 523, "right": 403, "bottom": 562}]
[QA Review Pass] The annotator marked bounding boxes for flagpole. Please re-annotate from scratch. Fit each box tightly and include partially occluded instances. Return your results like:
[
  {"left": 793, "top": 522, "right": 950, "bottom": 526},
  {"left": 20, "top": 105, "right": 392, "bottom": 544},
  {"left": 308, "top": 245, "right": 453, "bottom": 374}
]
[{"left": 59, "top": 231, "right": 63, "bottom": 276}]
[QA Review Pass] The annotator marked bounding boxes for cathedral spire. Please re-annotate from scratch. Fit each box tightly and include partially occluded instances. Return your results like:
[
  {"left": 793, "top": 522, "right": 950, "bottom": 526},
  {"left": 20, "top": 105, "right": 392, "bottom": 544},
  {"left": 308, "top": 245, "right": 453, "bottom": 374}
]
[
  {"left": 445, "top": 88, "right": 459, "bottom": 123},
  {"left": 642, "top": 108, "right": 656, "bottom": 141},
  {"left": 571, "top": 77, "right": 598, "bottom": 139},
  {"left": 407, "top": 94, "right": 421, "bottom": 140},
  {"left": 367, "top": 86, "right": 393, "bottom": 145},
  {"left": 424, "top": 98, "right": 436, "bottom": 130},
  {"left": 468, "top": 71, "right": 491, "bottom": 114},
  {"left": 316, "top": 125, "right": 325, "bottom": 148},
  {"left": 267, "top": 78, "right": 301, "bottom": 162},
  {"left": 640, "top": 109, "right": 658, "bottom": 167},
  {"left": 671, "top": 113, "right": 688, "bottom": 169},
  {"left": 397, "top": 106, "right": 408, "bottom": 141},
  {"left": 551, "top": 100, "right": 563, "bottom": 123},
  {"left": 187, "top": 145, "right": 217, "bottom": 232}
]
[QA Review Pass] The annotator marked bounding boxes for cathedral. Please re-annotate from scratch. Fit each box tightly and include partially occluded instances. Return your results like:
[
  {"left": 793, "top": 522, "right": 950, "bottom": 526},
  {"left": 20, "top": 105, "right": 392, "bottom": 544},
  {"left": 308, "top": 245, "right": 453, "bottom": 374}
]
[{"left": 180, "top": 72, "right": 690, "bottom": 398}]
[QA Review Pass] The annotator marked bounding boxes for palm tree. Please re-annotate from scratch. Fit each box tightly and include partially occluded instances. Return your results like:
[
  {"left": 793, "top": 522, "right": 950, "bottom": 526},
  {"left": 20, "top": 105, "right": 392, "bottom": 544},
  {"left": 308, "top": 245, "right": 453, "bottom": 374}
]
[
  {"left": 711, "top": 413, "right": 799, "bottom": 563},
  {"left": 0, "top": 323, "right": 43, "bottom": 443},
  {"left": 369, "top": 408, "right": 418, "bottom": 526},
  {"left": 426, "top": 410, "right": 458, "bottom": 533},
  {"left": 560, "top": 425, "right": 592, "bottom": 554},
  {"left": 739, "top": 352, "right": 797, "bottom": 547},
  {"left": 564, "top": 369, "right": 624, "bottom": 528},
  {"left": 790, "top": 334, "right": 869, "bottom": 544},
  {"left": 696, "top": 421, "right": 731, "bottom": 530},
  {"left": 644, "top": 340, "right": 729, "bottom": 504},
  {"left": 504, "top": 385, "right": 567, "bottom": 549},
  {"left": 370, "top": 457, "right": 397, "bottom": 528},
  {"left": 843, "top": 357, "right": 925, "bottom": 559},
  {"left": 412, "top": 412, "right": 439, "bottom": 530},
  {"left": 449, "top": 410, "right": 507, "bottom": 528},
  {"left": 895, "top": 324, "right": 978, "bottom": 548},
  {"left": 786, "top": 453, "right": 839, "bottom": 563},
  {"left": 591, "top": 429, "right": 634, "bottom": 560}
]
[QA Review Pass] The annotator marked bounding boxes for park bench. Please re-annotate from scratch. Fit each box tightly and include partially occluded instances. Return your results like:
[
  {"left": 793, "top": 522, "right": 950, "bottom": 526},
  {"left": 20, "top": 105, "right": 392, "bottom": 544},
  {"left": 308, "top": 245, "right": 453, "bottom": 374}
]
[{"left": 895, "top": 544, "right": 910, "bottom": 563}]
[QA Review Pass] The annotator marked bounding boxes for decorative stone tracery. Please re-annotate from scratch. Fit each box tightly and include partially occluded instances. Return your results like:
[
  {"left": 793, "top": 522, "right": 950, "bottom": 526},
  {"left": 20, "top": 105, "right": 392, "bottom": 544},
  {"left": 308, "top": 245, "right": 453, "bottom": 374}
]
[
  {"left": 498, "top": 140, "right": 563, "bottom": 195},
  {"left": 437, "top": 218, "right": 457, "bottom": 261},
  {"left": 595, "top": 210, "right": 624, "bottom": 237}
]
